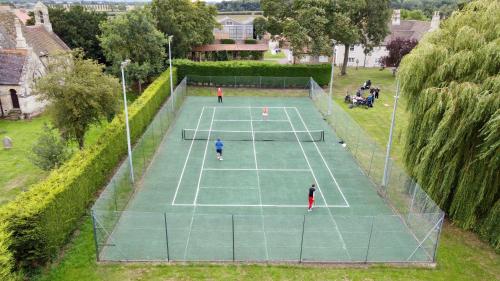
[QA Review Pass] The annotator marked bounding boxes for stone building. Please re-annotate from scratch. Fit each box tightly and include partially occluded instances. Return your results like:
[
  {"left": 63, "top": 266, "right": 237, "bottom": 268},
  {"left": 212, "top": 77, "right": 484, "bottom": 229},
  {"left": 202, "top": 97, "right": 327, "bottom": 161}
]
[
  {"left": 334, "top": 10, "right": 441, "bottom": 68},
  {"left": 0, "top": 2, "right": 70, "bottom": 119}
]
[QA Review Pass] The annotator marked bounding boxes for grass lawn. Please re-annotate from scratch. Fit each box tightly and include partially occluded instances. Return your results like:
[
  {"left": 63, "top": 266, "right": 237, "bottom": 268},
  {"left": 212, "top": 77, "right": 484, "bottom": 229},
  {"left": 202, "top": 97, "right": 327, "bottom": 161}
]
[
  {"left": 33, "top": 68, "right": 499, "bottom": 280},
  {"left": 264, "top": 50, "right": 287, "bottom": 59},
  {"left": 0, "top": 115, "right": 106, "bottom": 206}
]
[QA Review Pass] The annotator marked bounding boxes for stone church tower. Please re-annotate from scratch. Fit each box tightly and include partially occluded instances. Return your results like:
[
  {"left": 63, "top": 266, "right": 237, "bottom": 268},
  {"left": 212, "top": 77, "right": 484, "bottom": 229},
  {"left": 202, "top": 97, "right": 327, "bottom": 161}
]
[{"left": 34, "top": 1, "right": 52, "bottom": 32}]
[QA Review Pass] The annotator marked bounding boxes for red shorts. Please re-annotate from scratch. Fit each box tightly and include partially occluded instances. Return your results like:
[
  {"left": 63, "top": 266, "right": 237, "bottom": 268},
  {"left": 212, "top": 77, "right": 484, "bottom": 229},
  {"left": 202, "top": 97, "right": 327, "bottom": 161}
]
[{"left": 308, "top": 196, "right": 314, "bottom": 208}]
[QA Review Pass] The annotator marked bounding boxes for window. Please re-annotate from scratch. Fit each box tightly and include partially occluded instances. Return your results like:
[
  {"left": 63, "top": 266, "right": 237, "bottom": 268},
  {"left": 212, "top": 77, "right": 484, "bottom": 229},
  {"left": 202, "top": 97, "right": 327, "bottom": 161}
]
[
  {"left": 226, "top": 20, "right": 233, "bottom": 25},
  {"left": 348, "top": 57, "right": 355, "bottom": 62},
  {"left": 349, "top": 46, "right": 355, "bottom": 51}
]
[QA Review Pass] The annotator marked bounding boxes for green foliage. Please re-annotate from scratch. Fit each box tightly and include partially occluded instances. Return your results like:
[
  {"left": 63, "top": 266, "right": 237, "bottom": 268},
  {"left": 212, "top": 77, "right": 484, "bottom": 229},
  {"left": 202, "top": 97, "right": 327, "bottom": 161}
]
[
  {"left": 150, "top": 0, "right": 219, "bottom": 58},
  {"left": 399, "top": 0, "right": 499, "bottom": 250},
  {"left": 48, "top": 6, "right": 108, "bottom": 63},
  {"left": 401, "top": 8, "right": 429, "bottom": 21},
  {"left": 99, "top": 8, "right": 167, "bottom": 88},
  {"left": 252, "top": 17, "right": 267, "bottom": 39},
  {"left": 391, "top": 0, "right": 465, "bottom": 18},
  {"left": 26, "top": 11, "right": 35, "bottom": 26},
  {"left": 220, "top": 39, "right": 235, "bottom": 44},
  {"left": 30, "top": 124, "right": 70, "bottom": 171},
  {"left": 244, "top": 39, "right": 257, "bottom": 44},
  {"left": 0, "top": 223, "right": 14, "bottom": 281},
  {"left": 174, "top": 59, "right": 331, "bottom": 85},
  {"left": 34, "top": 52, "right": 120, "bottom": 149},
  {"left": 215, "top": 0, "right": 260, "bottom": 12},
  {"left": 0, "top": 68, "right": 176, "bottom": 273}
]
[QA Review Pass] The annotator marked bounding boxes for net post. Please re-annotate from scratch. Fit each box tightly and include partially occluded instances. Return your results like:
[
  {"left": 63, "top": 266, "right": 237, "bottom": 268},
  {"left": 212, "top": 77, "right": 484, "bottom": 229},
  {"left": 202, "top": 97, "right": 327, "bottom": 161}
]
[
  {"left": 91, "top": 210, "right": 100, "bottom": 262},
  {"left": 365, "top": 216, "right": 375, "bottom": 263},
  {"left": 299, "top": 214, "right": 306, "bottom": 263},
  {"left": 164, "top": 213, "right": 170, "bottom": 261},
  {"left": 232, "top": 214, "right": 235, "bottom": 262}
]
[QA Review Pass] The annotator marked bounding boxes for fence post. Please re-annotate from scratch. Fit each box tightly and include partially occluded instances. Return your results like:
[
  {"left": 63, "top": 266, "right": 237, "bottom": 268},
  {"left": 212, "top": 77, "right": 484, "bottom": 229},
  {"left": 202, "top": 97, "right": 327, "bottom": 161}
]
[
  {"left": 259, "top": 76, "right": 262, "bottom": 88},
  {"left": 164, "top": 213, "right": 170, "bottom": 261},
  {"left": 113, "top": 180, "right": 118, "bottom": 211},
  {"left": 232, "top": 214, "right": 235, "bottom": 261},
  {"left": 299, "top": 214, "right": 306, "bottom": 263},
  {"left": 364, "top": 216, "right": 375, "bottom": 263},
  {"left": 432, "top": 213, "right": 444, "bottom": 262},
  {"left": 91, "top": 210, "right": 100, "bottom": 262}
]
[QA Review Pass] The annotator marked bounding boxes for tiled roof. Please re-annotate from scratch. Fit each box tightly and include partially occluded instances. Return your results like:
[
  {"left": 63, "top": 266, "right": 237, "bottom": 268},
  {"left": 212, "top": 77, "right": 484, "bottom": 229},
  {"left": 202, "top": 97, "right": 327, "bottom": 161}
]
[
  {"left": 0, "top": 49, "right": 27, "bottom": 85},
  {"left": 0, "top": 8, "right": 17, "bottom": 49},
  {"left": 192, "top": 44, "right": 268, "bottom": 52},
  {"left": 24, "top": 26, "right": 70, "bottom": 56},
  {"left": 383, "top": 20, "right": 431, "bottom": 44}
]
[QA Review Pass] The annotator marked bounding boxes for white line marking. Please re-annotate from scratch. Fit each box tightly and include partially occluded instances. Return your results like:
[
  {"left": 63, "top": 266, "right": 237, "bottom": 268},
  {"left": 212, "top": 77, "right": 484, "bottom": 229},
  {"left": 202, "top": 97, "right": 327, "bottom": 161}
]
[
  {"left": 200, "top": 186, "right": 258, "bottom": 190},
  {"left": 193, "top": 107, "right": 216, "bottom": 205},
  {"left": 183, "top": 212, "right": 196, "bottom": 260},
  {"left": 186, "top": 129, "right": 323, "bottom": 133},
  {"left": 202, "top": 168, "right": 310, "bottom": 172},
  {"left": 207, "top": 106, "right": 297, "bottom": 109},
  {"left": 173, "top": 203, "right": 349, "bottom": 208},
  {"left": 172, "top": 107, "right": 206, "bottom": 205},
  {"left": 250, "top": 106, "right": 269, "bottom": 260},
  {"left": 284, "top": 108, "right": 350, "bottom": 258},
  {"left": 213, "top": 119, "right": 289, "bottom": 122},
  {"left": 293, "top": 107, "right": 350, "bottom": 207}
]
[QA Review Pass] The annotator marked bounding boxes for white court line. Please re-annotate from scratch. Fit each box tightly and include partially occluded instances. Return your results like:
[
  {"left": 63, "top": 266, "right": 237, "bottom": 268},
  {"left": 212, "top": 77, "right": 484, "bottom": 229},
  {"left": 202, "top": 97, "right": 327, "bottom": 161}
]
[
  {"left": 172, "top": 107, "right": 206, "bottom": 205},
  {"left": 213, "top": 119, "right": 289, "bottom": 122},
  {"left": 200, "top": 186, "right": 258, "bottom": 190},
  {"left": 173, "top": 203, "right": 349, "bottom": 208},
  {"left": 293, "top": 107, "right": 350, "bottom": 207},
  {"left": 193, "top": 107, "right": 216, "bottom": 205},
  {"left": 191, "top": 129, "right": 320, "bottom": 133},
  {"left": 284, "top": 108, "right": 350, "bottom": 258},
  {"left": 249, "top": 106, "right": 269, "bottom": 260},
  {"left": 206, "top": 106, "right": 297, "bottom": 109},
  {"left": 202, "top": 168, "right": 310, "bottom": 172}
]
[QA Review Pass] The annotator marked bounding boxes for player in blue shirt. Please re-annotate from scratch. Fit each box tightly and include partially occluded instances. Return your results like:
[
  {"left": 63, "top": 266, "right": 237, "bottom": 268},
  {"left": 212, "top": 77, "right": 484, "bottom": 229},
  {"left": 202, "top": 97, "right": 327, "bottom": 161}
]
[{"left": 215, "top": 138, "right": 224, "bottom": 160}]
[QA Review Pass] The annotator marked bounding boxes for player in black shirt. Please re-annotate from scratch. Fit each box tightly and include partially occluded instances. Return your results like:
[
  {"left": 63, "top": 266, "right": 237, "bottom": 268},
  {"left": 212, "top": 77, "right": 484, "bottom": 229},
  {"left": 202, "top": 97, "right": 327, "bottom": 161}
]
[{"left": 308, "top": 184, "right": 316, "bottom": 212}]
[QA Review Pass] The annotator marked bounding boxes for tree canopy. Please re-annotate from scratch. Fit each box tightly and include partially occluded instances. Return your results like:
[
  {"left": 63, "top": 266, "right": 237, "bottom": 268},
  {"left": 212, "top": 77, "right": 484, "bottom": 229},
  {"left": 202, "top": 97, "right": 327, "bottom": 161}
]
[
  {"left": 215, "top": 0, "right": 261, "bottom": 12},
  {"left": 399, "top": 0, "right": 499, "bottom": 250},
  {"left": 150, "top": 0, "right": 219, "bottom": 58},
  {"left": 35, "top": 52, "right": 120, "bottom": 149},
  {"left": 99, "top": 8, "right": 167, "bottom": 92},
  {"left": 381, "top": 37, "right": 418, "bottom": 69},
  {"left": 48, "top": 6, "right": 108, "bottom": 63},
  {"left": 400, "top": 8, "right": 429, "bottom": 21}
]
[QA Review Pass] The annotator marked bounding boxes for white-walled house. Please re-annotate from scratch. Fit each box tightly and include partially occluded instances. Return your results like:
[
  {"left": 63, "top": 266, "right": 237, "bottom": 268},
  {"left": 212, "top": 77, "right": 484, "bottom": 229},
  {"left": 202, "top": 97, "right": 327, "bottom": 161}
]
[
  {"left": 0, "top": 2, "right": 70, "bottom": 119},
  {"left": 214, "top": 15, "right": 255, "bottom": 41},
  {"left": 335, "top": 10, "right": 441, "bottom": 68}
]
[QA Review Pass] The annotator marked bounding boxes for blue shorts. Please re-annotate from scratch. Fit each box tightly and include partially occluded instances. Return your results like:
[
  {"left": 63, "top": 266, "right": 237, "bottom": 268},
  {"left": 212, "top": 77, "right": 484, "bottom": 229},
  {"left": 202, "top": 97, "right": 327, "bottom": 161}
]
[{"left": 216, "top": 149, "right": 222, "bottom": 155}]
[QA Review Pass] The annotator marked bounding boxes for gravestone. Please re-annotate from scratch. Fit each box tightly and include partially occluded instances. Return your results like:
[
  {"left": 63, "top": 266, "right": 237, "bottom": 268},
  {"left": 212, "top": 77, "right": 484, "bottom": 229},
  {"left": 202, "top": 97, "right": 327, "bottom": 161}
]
[{"left": 3, "top": 136, "right": 12, "bottom": 149}]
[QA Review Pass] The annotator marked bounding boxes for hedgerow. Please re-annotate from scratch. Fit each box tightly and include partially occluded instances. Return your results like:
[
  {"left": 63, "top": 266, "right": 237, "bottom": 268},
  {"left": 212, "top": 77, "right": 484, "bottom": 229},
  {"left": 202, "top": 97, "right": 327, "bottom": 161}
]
[
  {"left": 0, "top": 68, "right": 176, "bottom": 274},
  {"left": 174, "top": 59, "right": 331, "bottom": 85}
]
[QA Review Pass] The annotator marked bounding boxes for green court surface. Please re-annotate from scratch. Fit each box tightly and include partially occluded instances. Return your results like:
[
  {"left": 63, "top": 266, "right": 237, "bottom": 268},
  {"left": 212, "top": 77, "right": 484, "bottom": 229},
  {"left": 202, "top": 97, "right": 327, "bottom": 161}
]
[{"left": 94, "top": 96, "right": 431, "bottom": 263}]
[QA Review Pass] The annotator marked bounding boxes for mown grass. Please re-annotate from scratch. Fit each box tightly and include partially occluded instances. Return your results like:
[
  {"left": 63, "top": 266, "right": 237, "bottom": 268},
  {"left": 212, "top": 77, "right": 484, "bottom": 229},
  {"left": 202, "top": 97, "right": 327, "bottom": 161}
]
[
  {"left": 0, "top": 115, "right": 106, "bottom": 206},
  {"left": 264, "top": 50, "right": 287, "bottom": 59},
  {"left": 33, "top": 67, "right": 499, "bottom": 280}
]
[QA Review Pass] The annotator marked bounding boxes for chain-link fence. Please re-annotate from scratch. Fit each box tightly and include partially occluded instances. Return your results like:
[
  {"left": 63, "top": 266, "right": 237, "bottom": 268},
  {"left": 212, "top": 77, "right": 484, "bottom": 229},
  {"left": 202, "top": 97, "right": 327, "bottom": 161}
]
[
  {"left": 187, "top": 75, "right": 311, "bottom": 89},
  {"left": 92, "top": 77, "right": 187, "bottom": 251},
  {"left": 309, "top": 78, "right": 444, "bottom": 263}
]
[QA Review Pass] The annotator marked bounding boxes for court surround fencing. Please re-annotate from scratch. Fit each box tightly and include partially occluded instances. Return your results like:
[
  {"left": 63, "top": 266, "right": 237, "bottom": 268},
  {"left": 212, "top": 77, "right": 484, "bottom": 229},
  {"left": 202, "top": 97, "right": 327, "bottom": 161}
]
[{"left": 91, "top": 75, "right": 444, "bottom": 265}]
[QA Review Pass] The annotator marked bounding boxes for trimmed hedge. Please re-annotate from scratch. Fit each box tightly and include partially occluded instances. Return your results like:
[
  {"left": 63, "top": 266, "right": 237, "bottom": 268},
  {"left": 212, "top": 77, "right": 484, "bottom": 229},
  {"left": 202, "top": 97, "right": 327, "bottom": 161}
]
[
  {"left": 0, "top": 68, "right": 177, "bottom": 273},
  {"left": 0, "top": 223, "right": 14, "bottom": 280},
  {"left": 220, "top": 39, "right": 235, "bottom": 44},
  {"left": 244, "top": 39, "right": 257, "bottom": 44},
  {"left": 174, "top": 59, "right": 331, "bottom": 85}
]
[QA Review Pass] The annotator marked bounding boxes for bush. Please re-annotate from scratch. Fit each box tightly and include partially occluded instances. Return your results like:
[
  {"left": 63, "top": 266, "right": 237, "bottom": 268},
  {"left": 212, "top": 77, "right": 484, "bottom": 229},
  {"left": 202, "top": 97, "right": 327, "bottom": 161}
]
[
  {"left": 220, "top": 39, "right": 235, "bottom": 44},
  {"left": 0, "top": 68, "right": 177, "bottom": 272},
  {"left": 30, "top": 124, "right": 70, "bottom": 171},
  {"left": 0, "top": 223, "right": 14, "bottom": 280},
  {"left": 244, "top": 39, "right": 257, "bottom": 44},
  {"left": 174, "top": 59, "right": 331, "bottom": 85}
]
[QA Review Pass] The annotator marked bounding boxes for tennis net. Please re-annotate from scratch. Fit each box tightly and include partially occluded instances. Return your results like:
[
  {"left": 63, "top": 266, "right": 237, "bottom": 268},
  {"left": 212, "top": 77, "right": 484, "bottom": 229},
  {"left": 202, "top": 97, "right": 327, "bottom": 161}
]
[{"left": 182, "top": 129, "right": 325, "bottom": 142}]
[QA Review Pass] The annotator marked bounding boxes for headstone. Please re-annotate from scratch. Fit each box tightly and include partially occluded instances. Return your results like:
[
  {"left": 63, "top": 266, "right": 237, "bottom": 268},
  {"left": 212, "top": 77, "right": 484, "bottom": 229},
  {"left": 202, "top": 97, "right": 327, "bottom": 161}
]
[{"left": 3, "top": 136, "right": 12, "bottom": 149}]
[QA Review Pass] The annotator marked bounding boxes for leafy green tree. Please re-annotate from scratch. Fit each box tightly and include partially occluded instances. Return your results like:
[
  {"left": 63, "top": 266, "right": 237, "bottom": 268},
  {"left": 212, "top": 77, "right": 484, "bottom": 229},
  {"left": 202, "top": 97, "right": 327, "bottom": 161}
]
[
  {"left": 401, "top": 9, "right": 429, "bottom": 20},
  {"left": 253, "top": 17, "right": 267, "bottom": 39},
  {"left": 150, "top": 0, "right": 219, "bottom": 58},
  {"left": 215, "top": 0, "right": 261, "bottom": 12},
  {"left": 399, "top": 0, "right": 499, "bottom": 249},
  {"left": 35, "top": 52, "right": 120, "bottom": 149},
  {"left": 99, "top": 8, "right": 167, "bottom": 92},
  {"left": 26, "top": 11, "right": 35, "bottom": 25},
  {"left": 30, "top": 123, "right": 70, "bottom": 171},
  {"left": 380, "top": 37, "right": 418, "bottom": 73},
  {"left": 47, "top": 6, "right": 108, "bottom": 63}
]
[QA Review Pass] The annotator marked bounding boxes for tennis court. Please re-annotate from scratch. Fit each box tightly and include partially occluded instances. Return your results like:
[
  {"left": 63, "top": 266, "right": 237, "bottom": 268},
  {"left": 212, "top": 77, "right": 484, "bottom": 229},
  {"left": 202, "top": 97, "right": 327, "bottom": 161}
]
[{"left": 93, "top": 91, "right": 440, "bottom": 263}]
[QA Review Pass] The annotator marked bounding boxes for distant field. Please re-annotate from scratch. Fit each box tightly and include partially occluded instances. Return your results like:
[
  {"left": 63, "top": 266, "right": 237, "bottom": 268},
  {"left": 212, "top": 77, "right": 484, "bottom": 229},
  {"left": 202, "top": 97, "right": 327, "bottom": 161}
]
[{"left": 0, "top": 115, "right": 105, "bottom": 206}]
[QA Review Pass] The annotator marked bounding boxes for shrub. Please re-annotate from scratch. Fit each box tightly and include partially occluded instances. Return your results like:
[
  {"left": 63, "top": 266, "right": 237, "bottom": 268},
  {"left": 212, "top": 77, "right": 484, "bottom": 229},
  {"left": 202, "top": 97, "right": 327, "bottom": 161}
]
[
  {"left": 220, "top": 39, "right": 235, "bottom": 44},
  {"left": 0, "top": 68, "right": 177, "bottom": 272},
  {"left": 174, "top": 59, "right": 331, "bottom": 85},
  {"left": 30, "top": 124, "right": 71, "bottom": 171},
  {"left": 244, "top": 39, "right": 257, "bottom": 44},
  {"left": 0, "top": 223, "right": 14, "bottom": 280}
]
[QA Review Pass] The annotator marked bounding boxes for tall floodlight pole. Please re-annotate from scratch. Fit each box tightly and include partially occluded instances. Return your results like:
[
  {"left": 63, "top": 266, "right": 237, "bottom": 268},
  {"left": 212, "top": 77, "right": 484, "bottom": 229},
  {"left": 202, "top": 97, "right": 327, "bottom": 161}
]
[
  {"left": 168, "top": 35, "right": 174, "bottom": 110},
  {"left": 121, "top": 59, "right": 134, "bottom": 183},
  {"left": 382, "top": 78, "right": 400, "bottom": 188},
  {"left": 327, "top": 43, "right": 335, "bottom": 115}
]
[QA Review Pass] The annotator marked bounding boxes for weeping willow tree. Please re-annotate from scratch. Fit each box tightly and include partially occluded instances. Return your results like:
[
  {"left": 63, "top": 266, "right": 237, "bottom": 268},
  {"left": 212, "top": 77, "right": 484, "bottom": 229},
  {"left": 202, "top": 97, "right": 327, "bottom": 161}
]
[{"left": 399, "top": 0, "right": 499, "bottom": 251}]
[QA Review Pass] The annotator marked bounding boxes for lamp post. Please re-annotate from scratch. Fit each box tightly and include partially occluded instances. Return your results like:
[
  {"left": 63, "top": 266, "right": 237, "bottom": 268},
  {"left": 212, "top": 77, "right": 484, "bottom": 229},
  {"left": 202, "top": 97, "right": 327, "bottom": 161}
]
[
  {"left": 168, "top": 35, "right": 174, "bottom": 110},
  {"left": 382, "top": 78, "right": 400, "bottom": 188},
  {"left": 121, "top": 59, "right": 134, "bottom": 183},
  {"left": 327, "top": 42, "right": 335, "bottom": 115}
]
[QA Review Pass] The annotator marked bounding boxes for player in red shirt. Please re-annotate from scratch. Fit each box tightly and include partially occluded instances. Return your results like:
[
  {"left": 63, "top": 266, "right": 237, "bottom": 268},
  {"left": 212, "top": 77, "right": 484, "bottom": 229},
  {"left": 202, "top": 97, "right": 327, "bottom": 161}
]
[
  {"left": 217, "top": 87, "right": 223, "bottom": 103},
  {"left": 308, "top": 184, "right": 316, "bottom": 212}
]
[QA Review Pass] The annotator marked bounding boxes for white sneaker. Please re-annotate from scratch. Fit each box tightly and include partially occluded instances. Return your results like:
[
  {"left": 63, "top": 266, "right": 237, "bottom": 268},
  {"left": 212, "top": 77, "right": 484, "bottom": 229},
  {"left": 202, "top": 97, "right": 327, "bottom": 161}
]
[
  {"left": 307, "top": 208, "right": 311, "bottom": 212},
  {"left": 220, "top": 157, "right": 223, "bottom": 161}
]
